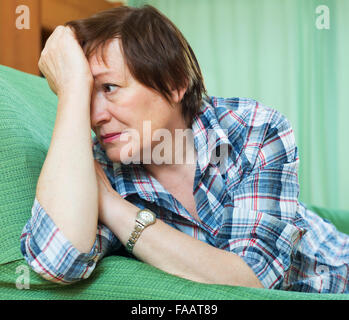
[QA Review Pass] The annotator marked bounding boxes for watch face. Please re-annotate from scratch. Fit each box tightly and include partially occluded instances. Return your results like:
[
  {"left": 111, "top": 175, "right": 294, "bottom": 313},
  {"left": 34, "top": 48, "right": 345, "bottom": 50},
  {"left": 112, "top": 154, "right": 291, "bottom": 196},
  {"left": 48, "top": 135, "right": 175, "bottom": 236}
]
[{"left": 139, "top": 210, "right": 155, "bottom": 225}]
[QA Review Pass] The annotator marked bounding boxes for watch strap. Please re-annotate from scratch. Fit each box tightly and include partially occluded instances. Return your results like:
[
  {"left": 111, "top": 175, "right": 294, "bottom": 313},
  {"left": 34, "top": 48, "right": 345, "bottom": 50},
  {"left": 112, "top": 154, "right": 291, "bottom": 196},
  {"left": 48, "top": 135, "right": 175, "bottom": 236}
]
[
  {"left": 126, "top": 221, "right": 145, "bottom": 254},
  {"left": 125, "top": 209, "right": 156, "bottom": 254}
]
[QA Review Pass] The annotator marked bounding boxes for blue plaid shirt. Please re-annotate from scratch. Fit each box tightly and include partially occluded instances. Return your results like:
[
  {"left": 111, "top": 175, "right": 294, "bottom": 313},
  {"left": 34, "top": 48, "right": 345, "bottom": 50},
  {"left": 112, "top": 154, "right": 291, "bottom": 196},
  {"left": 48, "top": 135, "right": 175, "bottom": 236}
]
[{"left": 20, "top": 96, "right": 349, "bottom": 292}]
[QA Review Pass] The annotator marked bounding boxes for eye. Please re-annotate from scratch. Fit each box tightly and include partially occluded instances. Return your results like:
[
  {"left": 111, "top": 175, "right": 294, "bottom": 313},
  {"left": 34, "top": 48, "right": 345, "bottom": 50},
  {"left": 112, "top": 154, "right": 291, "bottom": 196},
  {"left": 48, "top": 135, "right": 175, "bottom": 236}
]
[{"left": 102, "top": 83, "right": 118, "bottom": 93}]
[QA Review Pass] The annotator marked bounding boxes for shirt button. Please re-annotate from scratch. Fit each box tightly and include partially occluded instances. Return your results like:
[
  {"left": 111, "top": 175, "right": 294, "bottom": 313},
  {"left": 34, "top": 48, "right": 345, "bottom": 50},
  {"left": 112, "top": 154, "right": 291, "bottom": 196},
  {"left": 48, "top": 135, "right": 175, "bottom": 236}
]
[{"left": 87, "top": 260, "right": 94, "bottom": 267}]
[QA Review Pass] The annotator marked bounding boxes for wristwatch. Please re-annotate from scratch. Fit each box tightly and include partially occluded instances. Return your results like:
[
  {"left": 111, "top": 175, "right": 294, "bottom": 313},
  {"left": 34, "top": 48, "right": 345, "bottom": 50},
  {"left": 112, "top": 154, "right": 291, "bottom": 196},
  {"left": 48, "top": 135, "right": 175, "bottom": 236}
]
[{"left": 126, "top": 208, "right": 157, "bottom": 254}]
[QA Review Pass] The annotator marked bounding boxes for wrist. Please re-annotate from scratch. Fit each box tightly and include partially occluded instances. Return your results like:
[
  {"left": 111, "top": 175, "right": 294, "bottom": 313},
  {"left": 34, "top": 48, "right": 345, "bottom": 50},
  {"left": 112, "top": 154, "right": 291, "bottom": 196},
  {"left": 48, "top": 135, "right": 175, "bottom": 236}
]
[
  {"left": 100, "top": 194, "right": 137, "bottom": 226},
  {"left": 102, "top": 196, "right": 139, "bottom": 241},
  {"left": 58, "top": 79, "right": 93, "bottom": 101}
]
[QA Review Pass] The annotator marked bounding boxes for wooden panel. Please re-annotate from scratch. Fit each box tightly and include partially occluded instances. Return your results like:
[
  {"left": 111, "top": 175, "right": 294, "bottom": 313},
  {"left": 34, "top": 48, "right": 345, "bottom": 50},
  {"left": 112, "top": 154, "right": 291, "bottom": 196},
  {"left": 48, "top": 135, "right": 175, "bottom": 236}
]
[
  {"left": 0, "top": 0, "right": 41, "bottom": 75},
  {"left": 0, "top": 0, "right": 124, "bottom": 75},
  {"left": 41, "top": 0, "right": 122, "bottom": 30}
]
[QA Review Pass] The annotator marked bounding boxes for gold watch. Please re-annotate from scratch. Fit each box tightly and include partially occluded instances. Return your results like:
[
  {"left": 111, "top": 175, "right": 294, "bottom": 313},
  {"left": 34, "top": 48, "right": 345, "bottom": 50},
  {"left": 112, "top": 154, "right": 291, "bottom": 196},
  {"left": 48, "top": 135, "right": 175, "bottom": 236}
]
[{"left": 126, "top": 209, "right": 156, "bottom": 254}]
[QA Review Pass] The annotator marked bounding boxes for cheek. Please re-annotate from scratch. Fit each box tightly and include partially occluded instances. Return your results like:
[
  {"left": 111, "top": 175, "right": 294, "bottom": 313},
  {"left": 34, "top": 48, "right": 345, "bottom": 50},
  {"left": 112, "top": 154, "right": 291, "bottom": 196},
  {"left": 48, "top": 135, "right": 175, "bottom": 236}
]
[
  {"left": 115, "top": 128, "right": 159, "bottom": 164},
  {"left": 104, "top": 131, "right": 143, "bottom": 164}
]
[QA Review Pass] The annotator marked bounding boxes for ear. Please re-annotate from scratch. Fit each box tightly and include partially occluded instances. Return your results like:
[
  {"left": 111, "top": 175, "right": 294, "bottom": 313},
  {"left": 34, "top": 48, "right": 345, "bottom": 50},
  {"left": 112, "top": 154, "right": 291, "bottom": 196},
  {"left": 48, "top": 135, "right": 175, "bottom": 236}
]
[{"left": 171, "top": 83, "right": 188, "bottom": 104}]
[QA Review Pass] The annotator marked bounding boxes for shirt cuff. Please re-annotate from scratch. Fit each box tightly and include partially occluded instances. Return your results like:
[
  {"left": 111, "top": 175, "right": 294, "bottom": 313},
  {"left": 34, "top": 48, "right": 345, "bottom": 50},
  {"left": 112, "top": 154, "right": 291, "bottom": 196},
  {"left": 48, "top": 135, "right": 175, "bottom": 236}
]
[{"left": 218, "top": 208, "right": 305, "bottom": 289}]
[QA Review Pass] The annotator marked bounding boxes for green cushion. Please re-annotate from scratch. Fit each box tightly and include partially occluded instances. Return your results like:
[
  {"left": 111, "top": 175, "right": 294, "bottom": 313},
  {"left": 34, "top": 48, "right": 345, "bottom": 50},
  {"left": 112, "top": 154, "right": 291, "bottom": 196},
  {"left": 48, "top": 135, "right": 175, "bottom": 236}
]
[
  {"left": 307, "top": 205, "right": 349, "bottom": 236},
  {"left": 1, "top": 64, "right": 348, "bottom": 300},
  {"left": 0, "top": 65, "right": 57, "bottom": 265},
  {"left": 1, "top": 257, "right": 348, "bottom": 300}
]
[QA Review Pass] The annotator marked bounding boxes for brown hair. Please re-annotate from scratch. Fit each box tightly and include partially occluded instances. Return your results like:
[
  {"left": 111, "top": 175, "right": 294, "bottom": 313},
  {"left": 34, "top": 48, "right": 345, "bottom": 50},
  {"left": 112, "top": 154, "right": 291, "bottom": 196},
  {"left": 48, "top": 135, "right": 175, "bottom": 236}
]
[{"left": 65, "top": 5, "right": 207, "bottom": 126}]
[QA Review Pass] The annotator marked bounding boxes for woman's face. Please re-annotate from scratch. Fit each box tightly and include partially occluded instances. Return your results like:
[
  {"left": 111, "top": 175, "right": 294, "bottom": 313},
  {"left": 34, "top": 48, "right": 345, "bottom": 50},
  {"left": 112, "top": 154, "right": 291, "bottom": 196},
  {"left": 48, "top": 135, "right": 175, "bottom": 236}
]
[{"left": 89, "top": 38, "right": 185, "bottom": 164}]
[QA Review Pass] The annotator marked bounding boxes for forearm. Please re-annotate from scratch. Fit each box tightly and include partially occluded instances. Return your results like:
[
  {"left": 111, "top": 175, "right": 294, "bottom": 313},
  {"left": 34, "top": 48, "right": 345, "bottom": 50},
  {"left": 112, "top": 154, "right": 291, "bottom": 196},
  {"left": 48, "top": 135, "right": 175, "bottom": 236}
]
[
  {"left": 104, "top": 197, "right": 263, "bottom": 288},
  {"left": 36, "top": 90, "right": 98, "bottom": 253}
]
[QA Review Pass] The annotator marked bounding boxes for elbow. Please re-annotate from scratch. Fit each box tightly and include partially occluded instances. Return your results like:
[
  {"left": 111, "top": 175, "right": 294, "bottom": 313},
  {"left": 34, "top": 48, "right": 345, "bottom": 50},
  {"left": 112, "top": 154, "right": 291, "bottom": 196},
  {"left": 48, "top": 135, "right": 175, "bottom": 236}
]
[
  {"left": 20, "top": 198, "right": 98, "bottom": 285},
  {"left": 64, "top": 234, "right": 95, "bottom": 255},
  {"left": 20, "top": 233, "right": 75, "bottom": 285},
  {"left": 245, "top": 277, "right": 264, "bottom": 289},
  {"left": 20, "top": 229, "right": 94, "bottom": 286}
]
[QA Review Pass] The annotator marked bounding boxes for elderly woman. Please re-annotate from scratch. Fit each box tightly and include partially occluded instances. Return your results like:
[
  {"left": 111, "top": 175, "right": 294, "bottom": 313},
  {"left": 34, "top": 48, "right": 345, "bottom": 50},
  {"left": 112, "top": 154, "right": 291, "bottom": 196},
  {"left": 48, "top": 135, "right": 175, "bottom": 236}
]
[{"left": 20, "top": 5, "right": 349, "bottom": 293}]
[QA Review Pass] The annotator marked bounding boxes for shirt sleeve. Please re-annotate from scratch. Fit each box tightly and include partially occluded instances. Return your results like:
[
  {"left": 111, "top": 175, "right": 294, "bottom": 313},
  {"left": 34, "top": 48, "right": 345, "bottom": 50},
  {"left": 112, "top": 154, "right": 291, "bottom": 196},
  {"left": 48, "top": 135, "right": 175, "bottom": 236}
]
[
  {"left": 20, "top": 197, "right": 122, "bottom": 285},
  {"left": 20, "top": 135, "right": 123, "bottom": 285},
  {"left": 220, "top": 108, "right": 306, "bottom": 289}
]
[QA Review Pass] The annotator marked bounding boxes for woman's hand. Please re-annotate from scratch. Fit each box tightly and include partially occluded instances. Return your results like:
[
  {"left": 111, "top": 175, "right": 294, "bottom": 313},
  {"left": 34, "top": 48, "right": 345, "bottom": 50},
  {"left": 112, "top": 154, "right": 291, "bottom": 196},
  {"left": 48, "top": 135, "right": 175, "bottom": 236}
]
[
  {"left": 94, "top": 160, "right": 123, "bottom": 225},
  {"left": 38, "top": 25, "right": 93, "bottom": 97}
]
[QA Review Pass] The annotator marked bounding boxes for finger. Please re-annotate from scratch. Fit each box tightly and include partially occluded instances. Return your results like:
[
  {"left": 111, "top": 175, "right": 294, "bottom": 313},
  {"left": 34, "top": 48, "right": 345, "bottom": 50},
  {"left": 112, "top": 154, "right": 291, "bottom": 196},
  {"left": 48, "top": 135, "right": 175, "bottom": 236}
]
[
  {"left": 45, "top": 25, "right": 64, "bottom": 47},
  {"left": 61, "top": 25, "right": 80, "bottom": 46},
  {"left": 94, "top": 159, "right": 101, "bottom": 169},
  {"left": 94, "top": 160, "right": 105, "bottom": 176},
  {"left": 65, "top": 25, "right": 77, "bottom": 37}
]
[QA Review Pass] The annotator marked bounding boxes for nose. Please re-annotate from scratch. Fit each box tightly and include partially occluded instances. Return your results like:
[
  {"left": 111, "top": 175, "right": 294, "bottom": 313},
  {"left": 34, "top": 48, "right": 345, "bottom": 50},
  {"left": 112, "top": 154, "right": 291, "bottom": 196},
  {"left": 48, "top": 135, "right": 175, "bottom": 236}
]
[{"left": 90, "top": 90, "right": 112, "bottom": 130}]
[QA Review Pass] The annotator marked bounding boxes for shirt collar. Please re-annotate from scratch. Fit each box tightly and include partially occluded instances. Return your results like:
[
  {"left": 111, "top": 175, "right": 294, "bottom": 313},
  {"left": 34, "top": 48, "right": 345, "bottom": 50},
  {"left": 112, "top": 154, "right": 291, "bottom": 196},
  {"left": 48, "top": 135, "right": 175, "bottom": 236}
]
[
  {"left": 114, "top": 161, "right": 195, "bottom": 218},
  {"left": 112, "top": 162, "right": 156, "bottom": 202},
  {"left": 192, "top": 96, "right": 233, "bottom": 175}
]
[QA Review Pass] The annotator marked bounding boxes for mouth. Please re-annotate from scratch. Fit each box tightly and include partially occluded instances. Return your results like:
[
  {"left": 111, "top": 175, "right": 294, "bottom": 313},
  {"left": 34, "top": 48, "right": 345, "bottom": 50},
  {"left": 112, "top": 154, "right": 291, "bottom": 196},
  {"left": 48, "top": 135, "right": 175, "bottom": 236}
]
[{"left": 100, "top": 132, "right": 122, "bottom": 144}]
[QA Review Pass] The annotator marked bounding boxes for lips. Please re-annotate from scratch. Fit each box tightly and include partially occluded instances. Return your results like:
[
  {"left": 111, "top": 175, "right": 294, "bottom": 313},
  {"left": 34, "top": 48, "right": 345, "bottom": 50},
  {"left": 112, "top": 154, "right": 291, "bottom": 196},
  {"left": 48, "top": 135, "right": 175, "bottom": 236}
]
[
  {"left": 101, "top": 132, "right": 121, "bottom": 139},
  {"left": 101, "top": 132, "right": 122, "bottom": 143}
]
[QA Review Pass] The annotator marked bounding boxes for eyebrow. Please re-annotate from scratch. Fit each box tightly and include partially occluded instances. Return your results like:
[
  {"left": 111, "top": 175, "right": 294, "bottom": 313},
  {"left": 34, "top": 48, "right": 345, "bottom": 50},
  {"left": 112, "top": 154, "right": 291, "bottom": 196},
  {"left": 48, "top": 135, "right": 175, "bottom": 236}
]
[{"left": 93, "top": 71, "right": 115, "bottom": 78}]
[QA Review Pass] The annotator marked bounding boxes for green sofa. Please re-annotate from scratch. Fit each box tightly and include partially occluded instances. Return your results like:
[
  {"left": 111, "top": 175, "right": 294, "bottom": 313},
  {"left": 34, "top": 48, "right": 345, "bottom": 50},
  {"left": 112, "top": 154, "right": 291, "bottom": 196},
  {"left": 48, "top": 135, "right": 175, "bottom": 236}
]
[{"left": 1, "top": 64, "right": 348, "bottom": 300}]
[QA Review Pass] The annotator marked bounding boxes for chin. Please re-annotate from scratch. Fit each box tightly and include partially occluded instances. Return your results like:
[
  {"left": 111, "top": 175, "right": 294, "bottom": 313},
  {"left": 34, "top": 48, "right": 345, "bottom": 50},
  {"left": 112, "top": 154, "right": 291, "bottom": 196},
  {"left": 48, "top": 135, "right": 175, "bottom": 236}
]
[
  {"left": 106, "top": 149, "right": 142, "bottom": 165},
  {"left": 103, "top": 149, "right": 120, "bottom": 163}
]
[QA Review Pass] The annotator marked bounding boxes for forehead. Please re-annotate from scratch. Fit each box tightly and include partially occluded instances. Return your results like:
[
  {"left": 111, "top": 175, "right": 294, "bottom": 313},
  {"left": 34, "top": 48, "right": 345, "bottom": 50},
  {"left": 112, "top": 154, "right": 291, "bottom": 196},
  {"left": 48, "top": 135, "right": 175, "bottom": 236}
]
[{"left": 88, "top": 38, "right": 128, "bottom": 79}]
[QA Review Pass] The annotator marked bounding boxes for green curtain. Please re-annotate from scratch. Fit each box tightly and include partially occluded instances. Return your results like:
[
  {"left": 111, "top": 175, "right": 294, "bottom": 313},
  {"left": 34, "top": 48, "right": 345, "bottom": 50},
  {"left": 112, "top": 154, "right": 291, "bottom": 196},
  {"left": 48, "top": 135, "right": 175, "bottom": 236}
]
[{"left": 129, "top": 0, "right": 349, "bottom": 211}]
